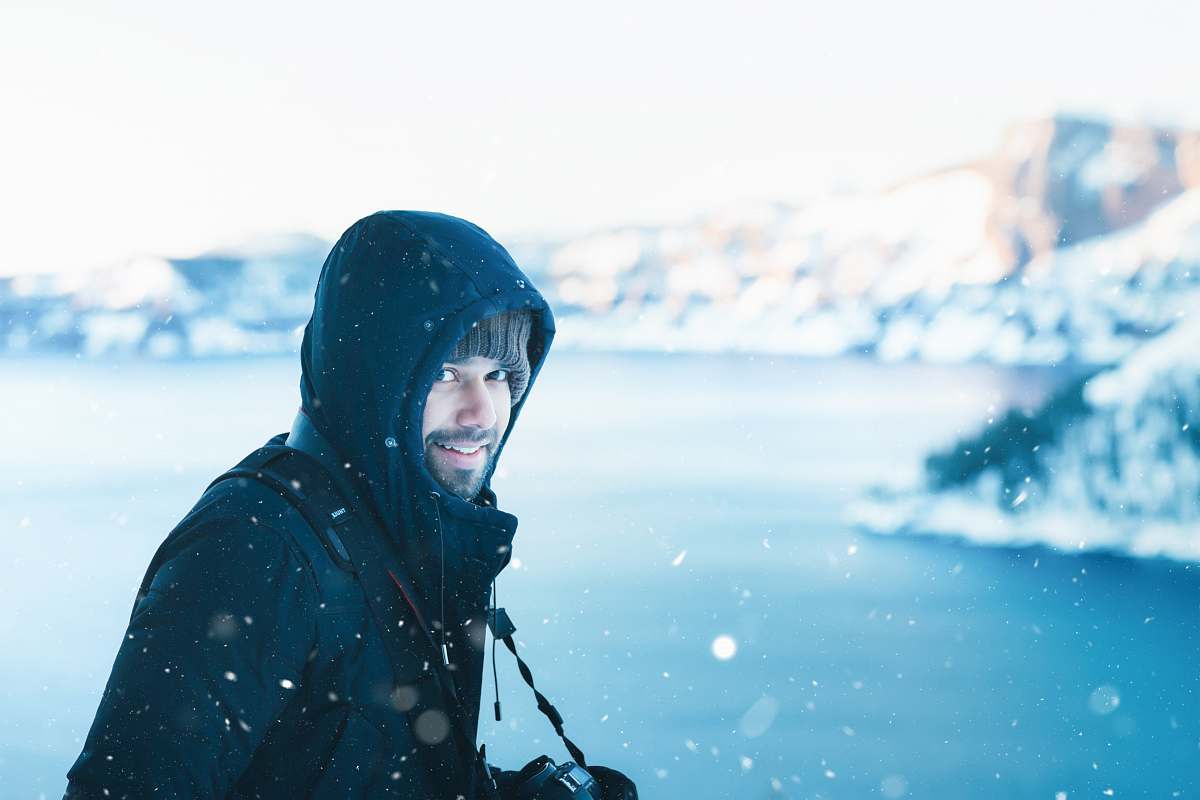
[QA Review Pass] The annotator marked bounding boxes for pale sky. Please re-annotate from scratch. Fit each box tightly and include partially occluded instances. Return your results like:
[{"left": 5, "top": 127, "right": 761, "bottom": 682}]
[{"left": 2, "top": 0, "right": 1198, "bottom": 275}]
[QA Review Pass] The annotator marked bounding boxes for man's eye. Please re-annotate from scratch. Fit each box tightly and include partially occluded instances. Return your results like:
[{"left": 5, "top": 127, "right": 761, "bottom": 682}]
[
  {"left": 490, "top": 369, "right": 509, "bottom": 382},
  {"left": 435, "top": 368, "right": 455, "bottom": 382}
]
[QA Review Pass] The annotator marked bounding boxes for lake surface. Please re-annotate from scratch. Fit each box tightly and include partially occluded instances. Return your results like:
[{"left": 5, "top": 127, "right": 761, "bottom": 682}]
[{"left": 1, "top": 352, "right": 1196, "bottom": 798}]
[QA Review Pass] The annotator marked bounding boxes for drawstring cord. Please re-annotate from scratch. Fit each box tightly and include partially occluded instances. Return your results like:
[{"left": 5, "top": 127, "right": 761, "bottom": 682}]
[
  {"left": 491, "top": 576, "right": 501, "bottom": 720},
  {"left": 430, "top": 490, "right": 449, "bottom": 666}
]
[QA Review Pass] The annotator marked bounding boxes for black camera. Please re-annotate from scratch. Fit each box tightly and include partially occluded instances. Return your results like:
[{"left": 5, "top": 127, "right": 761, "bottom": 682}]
[{"left": 503, "top": 754, "right": 602, "bottom": 799}]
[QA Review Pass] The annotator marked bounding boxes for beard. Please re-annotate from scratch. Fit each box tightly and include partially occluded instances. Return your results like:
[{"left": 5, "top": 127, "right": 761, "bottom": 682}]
[{"left": 424, "top": 439, "right": 497, "bottom": 502}]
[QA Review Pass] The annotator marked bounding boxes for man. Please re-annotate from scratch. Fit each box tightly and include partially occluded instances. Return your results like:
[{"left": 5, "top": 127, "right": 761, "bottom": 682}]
[{"left": 65, "top": 211, "right": 636, "bottom": 798}]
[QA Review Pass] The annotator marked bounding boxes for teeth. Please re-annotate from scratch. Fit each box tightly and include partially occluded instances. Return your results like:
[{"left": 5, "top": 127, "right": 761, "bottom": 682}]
[{"left": 439, "top": 443, "right": 481, "bottom": 454}]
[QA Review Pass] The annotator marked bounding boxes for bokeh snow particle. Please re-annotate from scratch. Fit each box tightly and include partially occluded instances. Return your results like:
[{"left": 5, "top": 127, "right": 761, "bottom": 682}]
[
  {"left": 1088, "top": 684, "right": 1120, "bottom": 715},
  {"left": 738, "top": 695, "right": 779, "bottom": 738},
  {"left": 413, "top": 709, "right": 450, "bottom": 744},
  {"left": 880, "top": 774, "right": 908, "bottom": 798},
  {"left": 711, "top": 635, "right": 737, "bottom": 661}
]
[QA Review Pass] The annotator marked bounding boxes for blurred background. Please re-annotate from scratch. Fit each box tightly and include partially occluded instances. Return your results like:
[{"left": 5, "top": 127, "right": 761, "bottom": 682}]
[{"left": 2, "top": 2, "right": 1200, "bottom": 798}]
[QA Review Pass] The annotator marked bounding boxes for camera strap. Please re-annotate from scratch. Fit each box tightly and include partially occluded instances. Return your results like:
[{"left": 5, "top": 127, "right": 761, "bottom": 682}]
[{"left": 487, "top": 606, "right": 589, "bottom": 768}]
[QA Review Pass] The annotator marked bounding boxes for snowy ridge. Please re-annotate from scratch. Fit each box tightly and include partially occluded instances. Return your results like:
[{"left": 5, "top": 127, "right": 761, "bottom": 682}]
[
  {"left": 3, "top": 114, "right": 1199, "bottom": 361},
  {"left": 847, "top": 315, "right": 1200, "bottom": 562},
  {"left": 548, "top": 181, "right": 1200, "bottom": 364}
]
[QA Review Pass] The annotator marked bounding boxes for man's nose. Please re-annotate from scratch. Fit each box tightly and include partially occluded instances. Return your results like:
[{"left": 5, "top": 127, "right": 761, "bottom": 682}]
[{"left": 457, "top": 377, "right": 497, "bottom": 431}]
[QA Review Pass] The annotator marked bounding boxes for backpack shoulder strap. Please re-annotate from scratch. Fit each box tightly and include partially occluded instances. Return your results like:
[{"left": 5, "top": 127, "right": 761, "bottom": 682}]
[{"left": 205, "top": 443, "right": 357, "bottom": 574}]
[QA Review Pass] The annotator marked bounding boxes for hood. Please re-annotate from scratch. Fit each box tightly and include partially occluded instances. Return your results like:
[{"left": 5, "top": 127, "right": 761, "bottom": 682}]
[{"left": 298, "top": 210, "right": 555, "bottom": 628}]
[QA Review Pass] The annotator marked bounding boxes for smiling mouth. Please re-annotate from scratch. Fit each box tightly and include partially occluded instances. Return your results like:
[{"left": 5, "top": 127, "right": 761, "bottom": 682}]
[
  {"left": 433, "top": 441, "right": 487, "bottom": 464},
  {"left": 434, "top": 441, "right": 485, "bottom": 454}
]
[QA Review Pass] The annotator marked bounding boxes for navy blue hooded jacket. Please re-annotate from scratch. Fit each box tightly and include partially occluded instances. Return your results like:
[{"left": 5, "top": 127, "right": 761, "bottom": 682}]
[{"left": 65, "top": 211, "right": 557, "bottom": 798}]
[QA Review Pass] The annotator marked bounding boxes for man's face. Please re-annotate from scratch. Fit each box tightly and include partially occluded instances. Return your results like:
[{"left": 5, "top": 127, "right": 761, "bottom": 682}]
[{"left": 422, "top": 356, "right": 513, "bottom": 501}]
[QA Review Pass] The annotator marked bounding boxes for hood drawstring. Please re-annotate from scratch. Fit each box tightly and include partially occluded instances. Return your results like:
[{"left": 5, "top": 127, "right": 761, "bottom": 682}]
[
  {"left": 429, "top": 490, "right": 450, "bottom": 667},
  {"left": 491, "top": 576, "right": 501, "bottom": 721}
]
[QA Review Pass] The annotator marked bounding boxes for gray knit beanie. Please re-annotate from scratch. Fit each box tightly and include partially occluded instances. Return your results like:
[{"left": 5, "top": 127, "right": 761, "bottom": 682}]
[{"left": 449, "top": 309, "right": 532, "bottom": 406}]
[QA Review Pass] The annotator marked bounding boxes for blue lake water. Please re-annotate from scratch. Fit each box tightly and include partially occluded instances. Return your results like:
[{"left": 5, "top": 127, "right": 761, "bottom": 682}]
[{"left": 0, "top": 352, "right": 1197, "bottom": 798}]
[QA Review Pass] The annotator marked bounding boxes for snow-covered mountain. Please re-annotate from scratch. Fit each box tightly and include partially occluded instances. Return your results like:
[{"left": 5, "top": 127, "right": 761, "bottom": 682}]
[
  {"left": 847, "top": 314, "right": 1200, "bottom": 562},
  {"left": 0, "top": 233, "right": 330, "bottom": 358},
  {"left": 4, "top": 113, "right": 1199, "bottom": 361}
]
